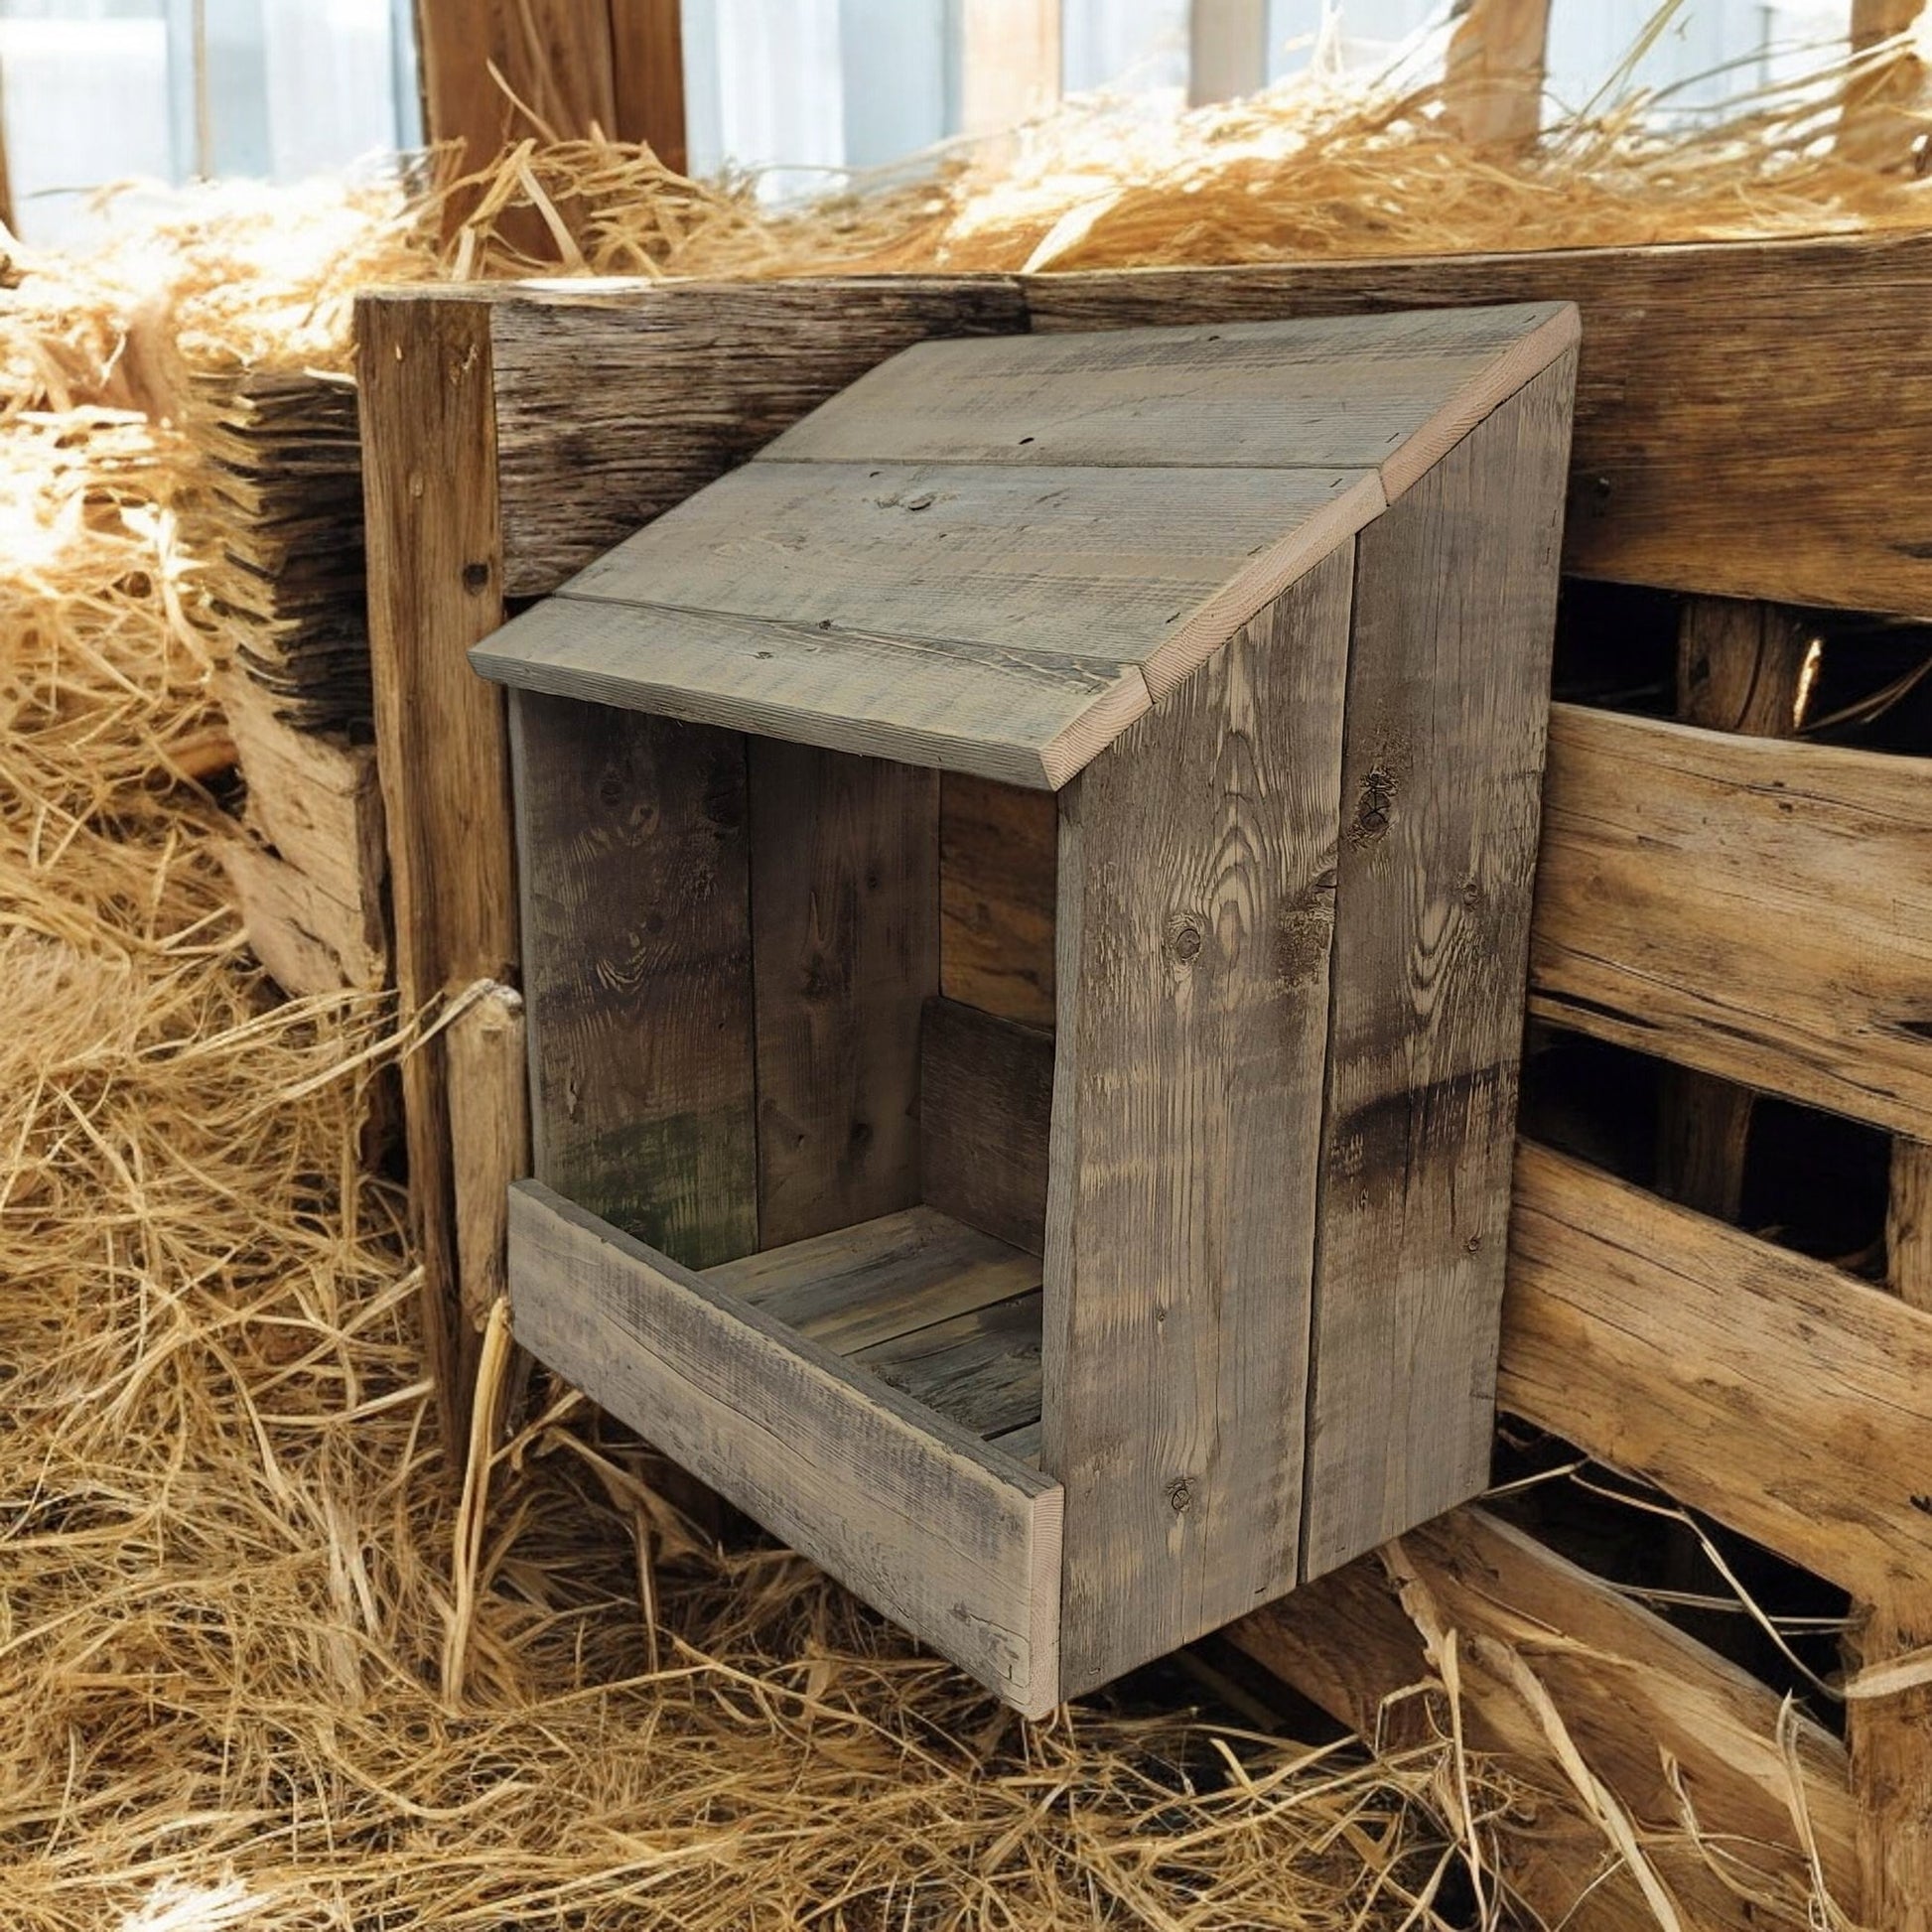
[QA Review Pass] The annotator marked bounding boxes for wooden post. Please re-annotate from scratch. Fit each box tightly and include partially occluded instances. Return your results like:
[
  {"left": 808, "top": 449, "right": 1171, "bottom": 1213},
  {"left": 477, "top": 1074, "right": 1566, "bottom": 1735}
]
[
  {"left": 1654, "top": 598, "right": 1813, "bottom": 1219},
  {"left": 957, "top": 0, "right": 1061, "bottom": 136},
  {"left": 1187, "top": 0, "right": 1268, "bottom": 106},
  {"left": 1847, "top": 1136, "right": 1932, "bottom": 1932},
  {"left": 0, "top": 54, "right": 14, "bottom": 237},
  {"left": 1839, "top": 0, "right": 1928, "bottom": 172},
  {"left": 609, "top": 0, "right": 688, "bottom": 170},
  {"left": 356, "top": 292, "right": 517, "bottom": 1461},
  {"left": 1442, "top": 0, "right": 1550, "bottom": 148}
]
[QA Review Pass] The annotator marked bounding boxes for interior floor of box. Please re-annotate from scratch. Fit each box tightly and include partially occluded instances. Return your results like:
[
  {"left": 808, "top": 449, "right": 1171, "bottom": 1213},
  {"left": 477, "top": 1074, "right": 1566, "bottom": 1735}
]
[{"left": 704, "top": 1205, "right": 1043, "bottom": 1460}]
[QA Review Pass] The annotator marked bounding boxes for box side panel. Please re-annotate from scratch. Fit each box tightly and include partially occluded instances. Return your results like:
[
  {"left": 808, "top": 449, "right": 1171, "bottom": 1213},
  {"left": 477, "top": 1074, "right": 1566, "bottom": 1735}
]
[
  {"left": 509, "top": 689, "right": 757, "bottom": 1267},
  {"left": 1300, "top": 350, "right": 1576, "bottom": 1578},
  {"left": 1043, "top": 544, "right": 1354, "bottom": 1698},
  {"left": 749, "top": 743, "right": 939, "bottom": 1249},
  {"left": 938, "top": 772, "right": 1057, "bottom": 1028},
  {"left": 508, "top": 1180, "right": 1061, "bottom": 1715}
]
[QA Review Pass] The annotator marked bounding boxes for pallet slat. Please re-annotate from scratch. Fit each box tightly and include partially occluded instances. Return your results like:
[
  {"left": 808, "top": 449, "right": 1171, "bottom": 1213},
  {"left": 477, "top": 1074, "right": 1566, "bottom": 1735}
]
[
  {"left": 510, "top": 1180, "right": 1061, "bottom": 1714},
  {"left": 1505, "top": 1141, "right": 1932, "bottom": 1602},
  {"left": 1532, "top": 703, "right": 1932, "bottom": 1141}
]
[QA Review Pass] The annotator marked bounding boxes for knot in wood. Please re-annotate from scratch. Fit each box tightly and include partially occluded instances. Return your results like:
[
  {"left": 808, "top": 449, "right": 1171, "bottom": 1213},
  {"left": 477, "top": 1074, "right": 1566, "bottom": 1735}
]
[
  {"left": 1166, "top": 1477, "right": 1195, "bottom": 1514},
  {"left": 1164, "top": 913, "right": 1204, "bottom": 966}
]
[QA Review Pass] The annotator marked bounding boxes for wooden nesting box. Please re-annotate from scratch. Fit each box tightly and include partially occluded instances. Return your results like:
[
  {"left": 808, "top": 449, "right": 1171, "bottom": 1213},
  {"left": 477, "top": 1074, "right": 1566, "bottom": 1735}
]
[{"left": 470, "top": 302, "right": 1579, "bottom": 1716}]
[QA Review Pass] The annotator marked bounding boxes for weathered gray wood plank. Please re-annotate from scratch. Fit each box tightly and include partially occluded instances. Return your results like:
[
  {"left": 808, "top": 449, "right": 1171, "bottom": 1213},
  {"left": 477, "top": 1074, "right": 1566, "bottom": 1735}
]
[
  {"left": 856, "top": 1292, "right": 1043, "bottom": 1440},
  {"left": 750, "top": 743, "right": 938, "bottom": 1248},
  {"left": 509, "top": 690, "right": 756, "bottom": 1267},
  {"left": 1043, "top": 545, "right": 1355, "bottom": 1698},
  {"left": 708, "top": 1204, "right": 1039, "bottom": 1355},
  {"left": 763, "top": 303, "right": 1577, "bottom": 498},
  {"left": 509, "top": 1180, "right": 1061, "bottom": 1714},
  {"left": 920, "top": 998, "right": 1054, "bottom": 1256},
  {"left": 472, "top": 594, "right": 1146, "bottom": 790},
  {"left": 939, "top": 774, "right": 1058, "bottom": 1022},
  {"left": 1300, "top": 353, "right": 1575, "bottom": 1578}
]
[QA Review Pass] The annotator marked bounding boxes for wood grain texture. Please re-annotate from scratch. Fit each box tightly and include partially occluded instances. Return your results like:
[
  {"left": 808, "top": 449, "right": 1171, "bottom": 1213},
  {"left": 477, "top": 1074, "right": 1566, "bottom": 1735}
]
[
  {"left": 608, "top": 0, "right": 686, "bottom": 171},
  {"left": 750, "top": 743, "right": 937, "bottom": 1249},
  {"left": 1653, "top": 600, "right": 1809, "bottom": 1221},
  {"left": 556, "top": 454, "right": 1384, "bottom": 710},
  {"left": 510, "top": 690, "right": 756, "bottom": 1267},
  {"left": 710, "top": 1205, "right": 1039, "bottom": 1355},
  {"left": 509, "top": 1181, "right": 1061, "bottom": 1714},
  {"left": 1504, "top": 1141, "right": 1932, "bottom": 1603},
  {"left": 1187, "top": 0, "right": 1268, "bottom": 105},
  {"left": 1848, "top": 1134, "right": 1932, "bottom": 1932},
  {"left": 920, "top": 998, "right": 1054, "bottom": 1255},
  {"left": 1301, "top": 355, "right": 1573, "bottom": 1579},
  {"left": 856, "top": 1293, "right": 1042, "bottom": 1439},
  {"left": 939, "top": 774, "right": 1057, "bottom": 1025},
  {"left": 1043, "top": 547, "right": 1354, "bottom": 1697},
  {"left": 487, "top": 279, "right": 1028, "bottom": 594},
  {"left": 356, "top": 291, "right": 513, "bottom": 1453},
  {"left": 958, "top": 0, "right": 1060, "bottom": 134},
  {"left": 1228, "top": 1533, "right": 1721, "bottom": 1932},
  {"left": 470, "top": 592, "right": 1148, "bottom": 790},
  {"left": 1530, "top": 705, "right": 1932, "bottom": 1141},
  {"left": 1024, "top": 231, "right": 1932, "bottom": 620},
  {"left": 446, "top": 981, "right": 528, "bottom": 1333},
  {"left": 760, "top": 304, "right": 1578, "bottom": 500}
]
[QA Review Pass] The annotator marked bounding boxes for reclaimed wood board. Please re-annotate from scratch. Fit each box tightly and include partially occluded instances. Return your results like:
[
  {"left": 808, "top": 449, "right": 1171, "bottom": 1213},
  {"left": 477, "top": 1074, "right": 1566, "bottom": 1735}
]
[
  {"left": 1043, "top": 545, "right": 1354, "bottom": 1696},
  {"left": 470, "top": 592, "right": 1150, "bottom": 790},
  {"left": 709, "top": 1204, "right": 1039, "bottom": 1356},
  {"left": 1301, "top": 351, "right": 1574, "bottom": 1579},
  {"left": 749, "top": 743, "right": 938, "bottom": 1248},
  {"left": 761, "top": 303, "right": 1577, "bottom": 500},
  {"left": 510, "top": 691, "right": 756, "bottom": 1267},
  {"left": 510, "top": 1180, "right": 1061, "bottom": 1714},
  {"left": 1024, "top": 231, "right": 1932, "bottom": 621},
  {"left": 938, "top": 774, "right": 1057, "bottom": 1025},
  {"left": 488, "top": 277, "right": 1028, "bottom": 593},
  {"left": 919, "top": 998, "right": 1054, "bottom": 1255},
  {"left": 1531, "top": 703, "right": 1932, "bottom": 1142}
]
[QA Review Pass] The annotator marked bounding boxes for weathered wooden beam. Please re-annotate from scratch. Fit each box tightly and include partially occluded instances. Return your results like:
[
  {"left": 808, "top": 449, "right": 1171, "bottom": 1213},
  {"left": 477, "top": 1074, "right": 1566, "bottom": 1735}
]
[
  {"left": 609, "top": 0, "right": 687, "bottom": 170},
  {"left": 485, "top": 278, "right": 1029, "bottom": 594},
  {"left": 445, "top": 981, "right": 528, "bottom": 1335},
  {"left": 1442, "top": 0, "right": 1550, "bottom": 147},
  {"left": 1025, "top": 231, "right": 1932, "bottom": 621},
  {"left": 1846, "top": 1135, "right": 1932, "bottom": 1932},
  {"left": 1233, "top": 1505, "right": 1851, "bottom": 1929},
  {"left": 356, "top": 290, "right": 515, "bottom": 1458},
  {"left": 418, "top": 0, "right": 618, "bottom": 165},
  {"left": 1504, "top": 1140, "right": 1932, "bottom": 1602}
]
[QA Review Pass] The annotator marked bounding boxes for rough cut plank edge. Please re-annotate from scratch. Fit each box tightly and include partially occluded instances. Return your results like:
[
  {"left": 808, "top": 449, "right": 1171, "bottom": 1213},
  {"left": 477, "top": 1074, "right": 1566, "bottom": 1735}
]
[
  {"left": 1378, "top": 301, "right": 1579, "bottom": 497},
  {"left": 1230, "top": 1505, "right": 1857, "bottom": 1924},
  {"left": 1505, "top": 1141, "right": 1932, "bottom": 1602},
  {"left": 508, "top": 1179, "right": 1062, "bottom": 1716},
  {"left": 473, "top": 600, "right": 1151, "bottom": 790},
  {"left": 1136, "top": 471, "right": 1383, "bottom": 701}
]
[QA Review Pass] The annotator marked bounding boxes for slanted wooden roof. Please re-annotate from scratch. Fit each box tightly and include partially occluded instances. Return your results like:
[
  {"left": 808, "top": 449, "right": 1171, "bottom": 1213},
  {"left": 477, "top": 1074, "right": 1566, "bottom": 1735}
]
[{"left": 472, "top": 301, "right": 1578, "bottom": 788}]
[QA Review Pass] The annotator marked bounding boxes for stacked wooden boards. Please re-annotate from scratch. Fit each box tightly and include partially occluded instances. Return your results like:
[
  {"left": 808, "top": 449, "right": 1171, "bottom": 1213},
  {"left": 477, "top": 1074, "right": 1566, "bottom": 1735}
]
[{"left": 474, "top": 303, "right": 1578, "bottom": 1710}]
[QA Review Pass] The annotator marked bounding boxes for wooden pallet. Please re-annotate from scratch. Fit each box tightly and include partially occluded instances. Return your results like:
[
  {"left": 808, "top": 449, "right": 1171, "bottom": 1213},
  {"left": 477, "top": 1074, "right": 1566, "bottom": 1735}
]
[{"left": 356, "top": 234, "right": 1932, "bottom": 1927}]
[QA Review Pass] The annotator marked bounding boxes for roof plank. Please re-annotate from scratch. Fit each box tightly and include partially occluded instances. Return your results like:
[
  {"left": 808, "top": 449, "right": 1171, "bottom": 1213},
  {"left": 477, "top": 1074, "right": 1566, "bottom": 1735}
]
[{"left": 762, "top": 302, "right": 1577, "bottom": 498}]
